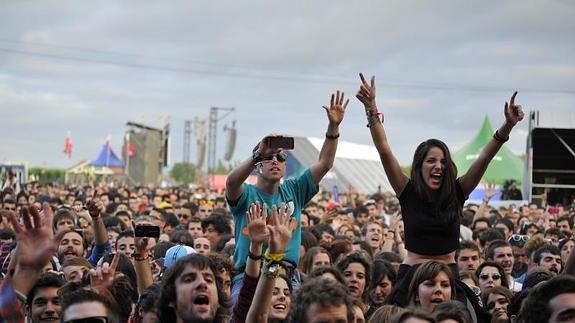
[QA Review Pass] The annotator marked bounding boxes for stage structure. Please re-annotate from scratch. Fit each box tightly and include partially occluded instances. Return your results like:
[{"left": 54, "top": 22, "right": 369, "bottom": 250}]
[
  {"left": 206, "top": 107, "right": 235, "bottom": 187},
  {"left": 124, "top": 120, "right": 170, "bottom": 186}
]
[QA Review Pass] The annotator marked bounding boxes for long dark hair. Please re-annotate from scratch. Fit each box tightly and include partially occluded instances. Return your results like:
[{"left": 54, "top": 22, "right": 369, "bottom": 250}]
[{"left": 410, "top": 139, "right": 461, "bottom": 223}]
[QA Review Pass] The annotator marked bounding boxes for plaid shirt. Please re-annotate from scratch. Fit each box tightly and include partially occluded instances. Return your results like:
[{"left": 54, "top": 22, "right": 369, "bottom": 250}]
[{"left": 0, "top": 275, "right": 24, "bottom": 323}]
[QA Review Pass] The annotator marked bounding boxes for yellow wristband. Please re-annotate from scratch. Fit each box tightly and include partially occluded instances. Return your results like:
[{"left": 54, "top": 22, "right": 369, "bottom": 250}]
[{"left": 264, "top": 251, "right": 285, "bottom": 263}]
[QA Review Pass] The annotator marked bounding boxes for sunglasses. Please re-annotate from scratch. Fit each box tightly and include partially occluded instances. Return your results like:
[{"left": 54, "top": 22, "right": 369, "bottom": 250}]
[
  {"left": 64, "top": 317, "right": 108, "bottom": 323},
  {"left": 509, "top": 234, "right": 529, "bottom": 242},
  {"left": 479, "top": 273, "right": 501, "bottom": 280},
  {"left": 261, "top": 152, "right": 288, "bottom": 163}
]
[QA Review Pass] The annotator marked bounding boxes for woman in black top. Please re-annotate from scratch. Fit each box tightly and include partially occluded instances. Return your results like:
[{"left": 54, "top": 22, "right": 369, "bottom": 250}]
[{"left": 355, "top": 73, "right": 524, "bottom": 267}]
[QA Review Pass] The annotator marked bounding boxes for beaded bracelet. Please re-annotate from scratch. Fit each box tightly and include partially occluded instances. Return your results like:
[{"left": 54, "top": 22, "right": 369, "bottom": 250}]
[{"left": 366, "top": 108, "right": 384, "bottom": 128}]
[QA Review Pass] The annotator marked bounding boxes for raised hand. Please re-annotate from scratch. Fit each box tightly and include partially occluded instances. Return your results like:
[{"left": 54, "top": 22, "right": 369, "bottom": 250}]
[
  {"left": 243, "top": 202, "right": 270, "bottom": 244},
  {"left": 9, "top": 203, "right": 67, "bottom": 270},
  {"left": 90, "top": 252, "right": 120, "bottom": 288},
  {"left": 86, "top": 193, "right": 105, "bottom": 219},
  {"left": 504, "top": 91, "right": 524, "bottom": 126},
  {"left": 323, "top": 90, "right": 349, "bottom": 126},
  {"left": 267, "top": 204, "right": 296, "bottom": 254},
  {"left": 356, "top": 73, "right": 377, "bottom": 109}
]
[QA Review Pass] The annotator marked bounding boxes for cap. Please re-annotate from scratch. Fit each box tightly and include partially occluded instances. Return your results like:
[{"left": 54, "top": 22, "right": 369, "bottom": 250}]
[{"left": 164, "top": 245, "right": 197, "bottom": 268}]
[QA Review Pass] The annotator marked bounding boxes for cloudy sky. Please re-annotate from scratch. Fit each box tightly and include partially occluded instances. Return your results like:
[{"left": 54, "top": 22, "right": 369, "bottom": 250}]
[{"left": 1, "top": 1, "right": 574, "bottom": 172}]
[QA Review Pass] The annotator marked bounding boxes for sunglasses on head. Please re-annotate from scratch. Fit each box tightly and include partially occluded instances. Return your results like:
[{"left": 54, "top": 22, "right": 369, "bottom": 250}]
[
  {"left": 479, "top": 273, "right": 501, "bottom": 280},
  {"left": 199, "top": 200, "right": 214, "bottom": 207},
  {"left": 262, "top": 152, "right": 287, "bottom": 163}
]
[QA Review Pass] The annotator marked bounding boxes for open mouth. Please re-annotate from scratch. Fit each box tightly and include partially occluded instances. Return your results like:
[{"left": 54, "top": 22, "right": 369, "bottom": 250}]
[
  {"left": 430, "top": 173, "right": 442, "bottom": 183},
  {"left": 193, "top": 295, "right": 210, "bottom": 306},
  {"left": 272, "top": 303, "right": 287, "bottom": 311},
  {"left": 430, "top": 298, "right": 444, "bottom": 304},
  {"left": 40, "top": 317, "right": 59, "bottom": 322}
]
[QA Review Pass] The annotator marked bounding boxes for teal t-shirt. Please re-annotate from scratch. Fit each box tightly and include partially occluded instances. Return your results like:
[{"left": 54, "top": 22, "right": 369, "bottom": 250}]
[{"left": 230, "top": 169, "right": 318, "bottom": 271}]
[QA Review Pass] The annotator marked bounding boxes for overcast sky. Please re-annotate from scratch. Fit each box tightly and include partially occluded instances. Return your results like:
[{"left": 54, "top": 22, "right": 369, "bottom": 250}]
[{"left": 1, "top": 1, "right": 574, "bottom": 172}]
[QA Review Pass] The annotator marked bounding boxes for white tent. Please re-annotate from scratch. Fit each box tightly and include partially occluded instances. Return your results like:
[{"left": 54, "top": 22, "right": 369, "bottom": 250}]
[{"left": 286, "top": 137, "right": 393, "bottom": 194}]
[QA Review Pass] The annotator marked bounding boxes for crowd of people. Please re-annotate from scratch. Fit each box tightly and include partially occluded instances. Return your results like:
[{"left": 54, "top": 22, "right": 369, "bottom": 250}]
[{"left": 1, "top": 74, "right": 574, "bottom": 323}]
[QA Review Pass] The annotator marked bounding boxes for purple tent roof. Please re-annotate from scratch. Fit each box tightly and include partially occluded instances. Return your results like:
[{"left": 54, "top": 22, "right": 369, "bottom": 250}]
[{"left": 88, "top": 141, "right": 125, "bottom": 168}]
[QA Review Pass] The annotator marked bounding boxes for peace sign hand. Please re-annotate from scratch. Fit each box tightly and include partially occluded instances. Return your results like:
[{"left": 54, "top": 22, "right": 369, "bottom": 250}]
[
  {"left": 356, "top": 73, "right": 377, "bottom": 109},
  {"left": 504, "top": 91, "right": 524, "bottom": 126},
  {"left": 323, "top": 90, "right": 349, "bottom": 126},
  {"left": 90, "top": 252, "right": 121, "bottom": 288}
]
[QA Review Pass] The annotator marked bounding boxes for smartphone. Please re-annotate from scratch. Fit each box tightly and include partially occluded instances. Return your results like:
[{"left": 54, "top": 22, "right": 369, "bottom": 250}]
[
  {"left": 268, "top": 137, "right": 294, "bottom": 150},
  {"left": 135, "top": 225, "right": 161, "bottom": 239}
]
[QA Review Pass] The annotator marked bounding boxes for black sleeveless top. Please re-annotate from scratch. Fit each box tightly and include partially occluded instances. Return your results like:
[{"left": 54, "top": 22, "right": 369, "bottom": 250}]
[{"left": 398, "top": 179, "right": 465, "bottom": 256}]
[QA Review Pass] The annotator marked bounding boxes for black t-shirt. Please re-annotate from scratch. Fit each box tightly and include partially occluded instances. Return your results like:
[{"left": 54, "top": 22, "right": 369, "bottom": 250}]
[{"left": 398, "top": 180, "right": 465, "bottom": 256}]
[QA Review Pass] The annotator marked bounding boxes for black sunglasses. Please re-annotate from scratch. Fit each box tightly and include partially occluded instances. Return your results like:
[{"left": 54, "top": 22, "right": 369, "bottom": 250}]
[
  {"left": 262, "top": 152, "right": 287, "bottom": 163},
  {"left": 479, "top": 273, "right": 501, "bottom": 280}
]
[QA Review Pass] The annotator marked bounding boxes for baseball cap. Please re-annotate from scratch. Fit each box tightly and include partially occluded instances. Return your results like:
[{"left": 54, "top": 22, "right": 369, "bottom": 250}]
[{"left": 164, "top": 245, "right": 197, "bottom": 268}]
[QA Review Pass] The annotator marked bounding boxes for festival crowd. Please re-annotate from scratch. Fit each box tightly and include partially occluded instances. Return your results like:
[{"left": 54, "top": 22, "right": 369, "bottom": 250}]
[{"left": 0, "top": 74, "right": 574, "bottom": 323}]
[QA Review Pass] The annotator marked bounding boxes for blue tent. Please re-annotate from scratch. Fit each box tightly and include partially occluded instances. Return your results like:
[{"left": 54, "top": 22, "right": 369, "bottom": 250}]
[{"left": 89, "top": 141, "right": 125, "bottom": 168}]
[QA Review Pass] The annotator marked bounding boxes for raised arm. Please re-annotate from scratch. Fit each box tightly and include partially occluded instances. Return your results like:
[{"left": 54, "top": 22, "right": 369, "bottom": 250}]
[
  {"left": 459, "top": 92, "right": 524, "bottom": 196},
  {"left": 87, "top": 195, "right": 109, "bottom": 246},
  {"left": 246, "top": 204, "right": 294, "bottom": 323},
  {"left": 310, "top": 91, "right": 348, "bottom": 184},
  {"left": 232, "top": 203, "right": 269, "bottom": 323},
  {"left": 226, "top": 135, "right": 279, "bottom": 203},
  {"left": 133, "top": 236, "right": 154, "bottom": 294},
  {"left": 11, "top": 204, "right": 66, "bottom": 297},
  {"left": 356, "top": 73, "right": 408, "bottom": 195}
]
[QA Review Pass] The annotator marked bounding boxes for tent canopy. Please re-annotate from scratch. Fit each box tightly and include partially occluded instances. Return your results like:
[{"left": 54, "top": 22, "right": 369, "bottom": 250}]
[
  {"left": 286, "top": 137, "right": 393, "bottom": 194},
  {"left": 453, "top": 116, "right": 523, "bottom": 185},
  {"left": 89, "top": 141, "right": 125, "bottom": 168}
]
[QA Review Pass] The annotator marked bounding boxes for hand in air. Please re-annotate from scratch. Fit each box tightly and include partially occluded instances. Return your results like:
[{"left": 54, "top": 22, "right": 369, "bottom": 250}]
[
  {"left": 243, "top": 202, "right": 270, "bottom": 244},
  {"left": 356, "top": 73, "right": 377, "bottom": 109},
  {"left": 504, "top": 91, "right": 524, "bottom": 126},
  {"left": 267, "top": 204, "right": 296, "bottom": 254},
  {"left": 323, "top": 91, "right": 349, "bottom": 126}
]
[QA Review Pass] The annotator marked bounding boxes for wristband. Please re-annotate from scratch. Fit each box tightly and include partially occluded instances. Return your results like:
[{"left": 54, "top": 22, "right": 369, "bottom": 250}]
[
  {"left": 366, "top": 108, "right": 384, "bottom": 128},
  {"left": 248, "top": 251, "right": 263, "bottom": 261},
  {"left": 493, "top": 130, "right": 509, "bottom": 143},
  {"left": 264, "top": 250, "right": 285, "bottom": 263},
  {"left": 325, "top": 133, "right": 340, "bottom": 140},
  {"left": 132, "top": 252, "right": 151, "bottom": 261},
  {"left": 261, "top": 260, "right": 281, "bottom": 278}
]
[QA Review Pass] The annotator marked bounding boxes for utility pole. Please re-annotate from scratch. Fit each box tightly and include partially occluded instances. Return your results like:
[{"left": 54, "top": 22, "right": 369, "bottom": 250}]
[
  {"left": 183, "top": 120, "right": 191, "bottom": 164},
  {"left": 207, "top": 107, "right": 235, "bottom": 187}
]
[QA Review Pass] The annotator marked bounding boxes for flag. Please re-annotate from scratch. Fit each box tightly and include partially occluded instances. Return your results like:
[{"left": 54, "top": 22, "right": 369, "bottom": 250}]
[
  {"left": 123, "top": 132, "right": 137, "bottom": 158},
  {"left": 63, "top": 131, "right": 73, "bottom": 158}
]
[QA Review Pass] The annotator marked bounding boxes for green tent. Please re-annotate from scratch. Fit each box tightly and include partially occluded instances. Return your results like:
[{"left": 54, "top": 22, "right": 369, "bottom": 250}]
[{"left": 453, "top": 116, "right": 524, "bottom": 185}]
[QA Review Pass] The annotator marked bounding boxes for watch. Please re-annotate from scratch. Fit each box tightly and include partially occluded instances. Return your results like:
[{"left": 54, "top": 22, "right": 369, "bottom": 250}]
[
  {"left": 261, "top": 260, "right": 281, "bottom": 278},
  {"left": 252, "top": 149, "right": 264, "bottom": 164}
]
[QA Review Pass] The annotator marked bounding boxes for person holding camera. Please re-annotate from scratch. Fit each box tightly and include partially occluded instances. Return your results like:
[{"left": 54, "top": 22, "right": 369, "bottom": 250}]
[{"left": 226, "top": 90, "right": 348, "bottom": 302}]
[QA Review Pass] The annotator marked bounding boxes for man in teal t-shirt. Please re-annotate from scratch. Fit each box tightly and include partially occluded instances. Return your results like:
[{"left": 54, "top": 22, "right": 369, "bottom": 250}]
[{"left": 226, "top": 91, "right": 349, "bottom": 302}]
